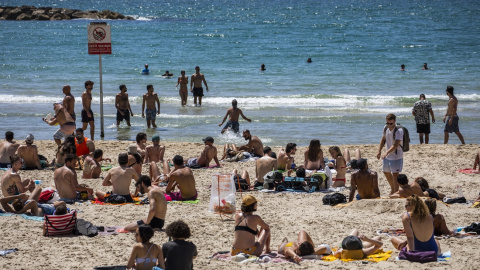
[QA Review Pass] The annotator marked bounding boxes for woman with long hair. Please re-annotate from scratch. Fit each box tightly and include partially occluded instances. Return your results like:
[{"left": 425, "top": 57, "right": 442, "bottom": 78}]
[
  {"left": 329, "top": 146, "right": 346, "bottom": 187},
  {"left": 304, "top": 139, "right": 324, "bottom": 170}
]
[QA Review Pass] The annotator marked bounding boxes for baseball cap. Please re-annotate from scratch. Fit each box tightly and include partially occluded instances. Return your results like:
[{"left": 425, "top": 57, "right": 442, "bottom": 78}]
[
  {"left": 357, "top": 158, "right": 368, "bottom": 170},
  {"left": 25, "top": 134, "right": 34, "bottom": 143},
  {"left": 202, "top": 136, "right": 214, "bottom": 143},
  {"left": 152, "top": 135, "right": 160, "bottom": 142},
  {"left": 341, "top": 235, "right": 363, "bottom": 250},
  {"left": 242, "top": 195, "right": 258, "bottom": 207},
  {"left": 127, "top": 144, "right": 138, "bottom": 154}
]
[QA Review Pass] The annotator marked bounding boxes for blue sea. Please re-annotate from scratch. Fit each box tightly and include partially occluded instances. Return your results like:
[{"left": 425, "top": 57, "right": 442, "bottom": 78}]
[{"left": 0, "top": 0, "right": 479, "bottom": 146}]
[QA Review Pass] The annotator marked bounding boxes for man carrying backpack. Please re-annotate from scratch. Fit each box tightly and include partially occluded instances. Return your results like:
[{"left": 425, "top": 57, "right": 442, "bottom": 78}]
[{"left": 377, "top": 113, "right": 404, "bottom": 195}]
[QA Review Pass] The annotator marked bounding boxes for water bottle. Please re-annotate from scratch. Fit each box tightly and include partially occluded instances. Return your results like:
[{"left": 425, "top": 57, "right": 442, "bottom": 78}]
[
  {"left": 457, "top": 186, "right": 464, "bottom": 197},
  {"left": 455, "top": 227, "right": 464, "bottom": 233}
]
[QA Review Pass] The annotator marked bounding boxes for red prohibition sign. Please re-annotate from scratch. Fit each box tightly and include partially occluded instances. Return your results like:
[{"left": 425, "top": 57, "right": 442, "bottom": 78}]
[{"left": 93, "top": 27, "right": 106, "bottom": 41}]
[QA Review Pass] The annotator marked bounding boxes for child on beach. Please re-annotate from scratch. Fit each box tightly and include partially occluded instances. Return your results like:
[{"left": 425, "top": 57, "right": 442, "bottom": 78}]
[
  {"left": 162, "top": 220, "right": 197, "bottom": 270},
  {"left": 127, "top": 224, "right": 165, "bottom": 270}
]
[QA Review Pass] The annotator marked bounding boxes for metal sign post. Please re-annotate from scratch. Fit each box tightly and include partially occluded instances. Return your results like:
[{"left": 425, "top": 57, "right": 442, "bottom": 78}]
[{"left": 87, "top": 22, "right": 111, "bottom": 138}]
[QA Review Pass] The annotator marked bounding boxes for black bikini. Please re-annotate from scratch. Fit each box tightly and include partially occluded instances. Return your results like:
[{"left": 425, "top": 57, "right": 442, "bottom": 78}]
[{"left": 235, "top": 214, "right": 258, "bottom": 235}]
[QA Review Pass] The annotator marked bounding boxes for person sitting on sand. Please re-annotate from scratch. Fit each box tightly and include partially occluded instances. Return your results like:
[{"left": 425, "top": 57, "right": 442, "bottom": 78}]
[
  {"left": 329, "top": 146, "right": 347, "bottom": 187},
  {"left": 255, "top": 147, "right": 277, "bottom": 188},
  {"left": 186, "top": 136, "right": 220, "bottom": 168},
  {"left": 53, "top": 135, "right": 76, "bottom": 169},
  {"left": 1, "top": 155, "right": 35, "bottom": 197},
  {"left": 333, "top": 229, "right": 383, "bottom": 260},
  {"left": 232, "top": 168, "right": 251, "bottom": 189},
  {"left": 165, "top": 155, "right": 198, "bottom": 201},
  {"left": 136, "top": 133, "right": 147, "bottom": 158},
  {"left": 127, "top": 224, "right": 166, "bottom": 270},
  {"left": 474, "top": 149, "right": 479, "bottom": 171},
  {"left": 82, "top": 149, "right": 107, "bottom": 179},
  {"left": 43, "top": 102, "right": 76, "bottom": 146},
  {"left": 343, "top": 148, "right": 362, "bottom": 171},
  {"left": 424, "top": 198, "right": 453, "bottom": 236},
  {"left": 277, "top": 143, "right": 297, "bottom": 171},
  {"left": 231, "top": 195, "right": 271, "bottom": 256},
  {"left": 238, "top": 130, "right": 264, "bottom": 158},
  {"left": 221, "top": 143, "right": 239, "bottom": 161},
  {"left": 391, "top": 195, "right": 441, "bottom": 255},
  {"left": 0, "top": 131, "right": 20, "bottom": 168},
  {"left": 144, "top": 135, "right": 165, "bottom": 164},
  {"left": 128, "top": 144, "right": 144, "bottom": 177},
  {"left": 96, "top": 153, "right": 139, "bottom": 203},
  {"left": 15, "top": 134, "right": 45, "bottom": 170},
  {"left": 162, "top": 220, "right": 197, "bottom": 270},
  {"left": 278, "top": 230, "right": 331, "bottom": 263},
  {"left": 124, "top": 176, "right": 167, "bottom": 232},
  {"left": 390, "top": 174, "right": 424, "bottom": 199},
  {"left": 74, "top": 128, "right": 95, "bottom": 159},
  {"left": 414, "top": 177, "right": 445, "bottom": 200},
  {"left": 304, "top": 139, "right": 325, "bottom": 171},
  {"left": 349, "top": 158, "right": 380, "bottom": 201},
  {"left": 0, "top": 187, "right": 41, "bottom": 216},
  {"left": 149, "top": 160, "right": 171, "bottom": 186},
  {"left": 54, "top": 154, "right": 94, "bottom": 203}
]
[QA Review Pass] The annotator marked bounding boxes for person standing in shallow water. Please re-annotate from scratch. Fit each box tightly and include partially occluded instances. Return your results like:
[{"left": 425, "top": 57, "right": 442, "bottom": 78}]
[
  {"left": 219, "top": 99, "right": 251, "bottom": 134},
  {"left": 443, "top": 86, "right": 465, "bottom": 144},
  {"left": 176, "top": 70, "right": 189, "bottom": 106},
  {"left": 116, "top": 85, "right": 134, "bottom": 127},
  {"left": 190, "top": 66, "right": 209, "bottom": 107}
]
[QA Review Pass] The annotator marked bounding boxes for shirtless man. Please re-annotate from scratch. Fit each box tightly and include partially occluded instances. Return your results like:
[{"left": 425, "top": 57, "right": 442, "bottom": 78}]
[
  {"left": 186, "top": 137, "right": 220, "bottom": 168},
  {"left": 389, "top": 174, "right": 424, "bottom": 199},
  {"left": 81, "top": 80, "right": 95, "bottom": 140},
  {"left": 82, "top": 149, "right": 104, "bottom": 179},
  {"left": 115, "top": 84, "right": 134, "bottom": 127},
  {"left": 255, "top": 147, "right": 277, "bottom": 187},
  {"left": 349, "top": 159, "right": 380, "bottom": 201},
  {"left": 144, "top": 135, "right": 165, "bottom": 163},
  {"left": 238, "top": 130, "right": 264, "bottom": 157},
  {"left": 16, "top": 134, "right": 43, "bottom": 170},
  {"left": 0, "top": 131, "right": 20, "bottom": 168},
  {"left": 96, "top": 153, "right": 139, "bottom": 202},
  {"left": 53, "top": 154, "right": 93, "bottom": 202},
  {"left": 190, "top": 66, "right": 209, "bottom": 107},
  {"left": 124, "top": 175, "right": 167, "bottom": 231},
  {"left": 62, "top": 85, "right": 76, "bottom": 121},
  {"left": 165, "top": 155, "right": 197, "bottom": 201},
  {"left": 0, "top": 187, "right": 41, "bottom": 216},
  {"left": 277, "top": 143, "right": 297, "bottom": 171},
  {"left": 141, "top": 85, "right": 160, "bottom": 128},
  {"left": 219, "top": 99, "right": 251, "bottom": 134},
  {"left": 443, "top": 86, "right": 465, "bottom": 144},
  {"left": 43, "top": 102, "right": 76, "bottom": 146},
  {"left": 1, "top": 155, "right": 35, "bottom": 197},
  {"left": 176, "top": 70, "right": 189, "bottom": 106}
]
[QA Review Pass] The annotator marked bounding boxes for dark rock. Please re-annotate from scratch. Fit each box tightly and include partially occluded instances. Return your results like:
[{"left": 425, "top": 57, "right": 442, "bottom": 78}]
[
  {"left": 50, "top": 13, "right": 69, "bottom": 20},
  {"left": 0, "top": 6, "right": 134, "bottom": 20},
  {"left": 6, "top": 8, "right": 22, "bottom": 20},
  {"left": 16, "top": 13, "right": 32, "bottom": 20},
  {"left": 71, "top": 11, "right": 85, "bottom": 19},
  {"left": 35, "top": 14, "right": 50, "bottom": 21}
]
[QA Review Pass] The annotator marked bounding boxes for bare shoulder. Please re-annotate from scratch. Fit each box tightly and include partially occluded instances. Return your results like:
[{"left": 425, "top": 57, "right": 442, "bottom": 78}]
[
  {"left": 160, "top": 145, "right": 165, "bottom": 150},
  {"left": 370, "top": 171, "right": 377, "bottom": 176}
]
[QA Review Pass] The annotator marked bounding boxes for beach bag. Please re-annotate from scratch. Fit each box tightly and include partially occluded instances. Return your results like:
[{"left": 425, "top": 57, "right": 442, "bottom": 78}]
[
  {"left": 74, "top": 218, "right": 98, "bottom": 237},
  {"left": 322, "top": 193, "right": 346, "bottom": 206},
  {"left": 39, "top": 189, "right": 55, "bottom": 203},
  {"left": 105, "top": 194, "right": 127, "bottom": 204},
  {"left": 464, "top": 222, "right": 480, "bottom": 234},
  {"left": 263, "top": 171, "right": 283, "bottom": 184},
  {"left": 44, "top": 211, "right": 77, "bottom": 236},
  {"left": 384, "top": 123, "right": 410, "bottom": 152},
  {"left": 398, "top": 247, "right": 437, "bottom": 263}
]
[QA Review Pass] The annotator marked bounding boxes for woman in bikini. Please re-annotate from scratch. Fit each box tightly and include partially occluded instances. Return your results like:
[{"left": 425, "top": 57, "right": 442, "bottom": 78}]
[
  {"left": 304, "top": 139, "right": 325, "bottom": 171},
  {"left": 127, "top": 224, "right": 165, "bottom": 270},
  {"left": 231, "top": 195, "right": 271, "bottom": 256},
  {"left": 391, "top": 195, "right": 441, "bottom": 255},
  {"left": 176, "top": 70, "right": 189, "bottom": 106},
  {"left": 54, "top": 135, "right": 76, "bottom": 169},
  {"left": 278, "top": 230, "right": 330, "bottom": 263},
  {"left": 329, "top": 146, "right": 346, "bottom": 187}
]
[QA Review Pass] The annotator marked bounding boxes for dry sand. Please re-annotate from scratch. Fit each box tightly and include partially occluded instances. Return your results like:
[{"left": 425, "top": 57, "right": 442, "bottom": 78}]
[{"left": 0, "top": 140, "right": 479, "bottom": 269}]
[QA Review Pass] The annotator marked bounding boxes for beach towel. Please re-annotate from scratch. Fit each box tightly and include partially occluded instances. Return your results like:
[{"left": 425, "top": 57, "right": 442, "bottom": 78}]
[
  {"left": 0, "top": 212, "right": 44, "bottom": 222},
  {"left": 96, "top": 226, "right": 125, "bottom": 236},
  {"left": 377, "top": 228, "right": 406, "bottom": 237},
  {"left": 168, "top": 199, "right": 200, "bottom": 204},
  {"left": 457, "top": 168, "right": 480, "bottom": 174},
  {"left": 101, "top": 165, "right": 114, "bottom": 171},
  {"left": 44, "top": 211, "right": 77, "bottom": 236},
  {"left": 322, "top": 248, "right": 392, "bottom": 263},
  {"left": 396, "top": 251, "right": 451, "bottom": 262},
  {"left": 210, "top": 252, "right": 316, "bottom": 264},
  {"left": 91, "top": 197, "right": 142, "bottom": 206},
  {"left": 0, "top": 248, "right": 18, "bottom": 256}
]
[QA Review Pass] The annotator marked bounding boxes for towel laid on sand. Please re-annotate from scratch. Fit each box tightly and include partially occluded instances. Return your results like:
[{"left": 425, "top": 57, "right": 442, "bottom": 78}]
[
  {"left": 101, "top": 165, "right": 114, "bottom": 171},
  {"left": 0, "top": 213, "right": 44, "bottom": 222},
  {"left": 91, "top": 197, "right": 142, "bottom": 206},
  {"left": 322, "top": 249, "right": 392, "bottom": 263},
  {"left": 457, "top": 168, "right": 480, "bottom": 174},
  {"left": 0, "top": 248, "right": 18, "bottom": 256},
  {"left": 210, "top": 252, "right": 322, "bottom": 264},
  {"left": 396, "top": 251, "right": 451, "bottom": 262}
]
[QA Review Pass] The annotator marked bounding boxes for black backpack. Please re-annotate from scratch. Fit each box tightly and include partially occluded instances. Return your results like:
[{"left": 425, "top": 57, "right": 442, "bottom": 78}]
[
  {"left": 383, "top": 123, "right": 410, "bottom": 153},
  {"left": 105, "top": 194, "right": 127, "bottom": 204},
  {"left": 464, "top": 223, "right": 480, "bottom": 234},
  {"left": 322, "top": 193, "right": 347, "bottom": 206}
]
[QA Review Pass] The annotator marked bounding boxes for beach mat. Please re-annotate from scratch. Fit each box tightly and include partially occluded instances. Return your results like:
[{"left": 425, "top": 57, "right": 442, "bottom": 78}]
[
  {"left": 97, "top": 226, "right": 125, "bottom": 236},
  {"left": 396, "top": 251, "right": 451, "bottom": 262},
  {"left": 91, "top": 197, "right": 142, "bottom": 206},
  {"left": 457, "top": 168, "right": 480, "bottom": 174},
  {"left": 210, "top": 252, "right": 294, "bottom": 264},
  {"left": 377, "top": 228, "right": 406, "bottom": 237},
  {"left": 0, "top": 213, "right": 44, "bottom": 222},
  {"left": 101, "top": 165, "right": 114, "bottom": 171},
  {"left": 168, "top": 199, "right": 200, "bottom": 204},
  {"left": 322, "top": 248, "right": 392, "bottom": 263}
]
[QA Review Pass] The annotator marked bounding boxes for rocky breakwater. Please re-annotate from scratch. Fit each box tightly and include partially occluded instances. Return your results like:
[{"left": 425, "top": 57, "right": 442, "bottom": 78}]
[{"left": 0, "top": 5, "right": 135, "bottom": 20}]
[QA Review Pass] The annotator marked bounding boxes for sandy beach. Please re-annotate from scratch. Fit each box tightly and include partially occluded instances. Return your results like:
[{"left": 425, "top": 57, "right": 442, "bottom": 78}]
[{"left": 0, "top": 140, "right": 479, "bottom": 269}]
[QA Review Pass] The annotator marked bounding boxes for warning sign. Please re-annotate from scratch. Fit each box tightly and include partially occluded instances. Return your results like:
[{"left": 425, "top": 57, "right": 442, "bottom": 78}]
[{"left": 88, "top": 23, "right": 111, "bottom": 54}]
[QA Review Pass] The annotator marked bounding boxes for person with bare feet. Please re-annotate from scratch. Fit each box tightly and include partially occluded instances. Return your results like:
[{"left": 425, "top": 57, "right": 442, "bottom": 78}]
[
  {"left": 81, "top": 80, "right": 95, "bottom": 140},
  {"left": 304, "top": 139, "right": 325, "bottom": 171},
  {"left": 219, "top": 99, "right": 251, "bottom": 134},
  {"left": 142, "top": 85, "right": 160, "bottom": 128},
  {"left": 16, "top": 134, "right": 44, "bottom": 170},
  {"left": 443, "top": 86, "right": 465, "bottom": 144},
  {"left": 176, "top": 70, "right": 189, "bottom": 106},
  {"left": 389, "top": 174, "right": 424, "bottom": 198},
  {"left": 221, "top": 143, "right": 239, "bottom": 161},
  {"left": 279, "top": 230, "right": 331, "bottom": 263},
  {"left": 144, "top": 135, "right": 165, "bottom": 164},
  {"left": 54, "top": 154, "right": 93, "bottom": 203},
  {"left": 255, "top": 147, "right": 277, "bottom": 188},
  {"left": 349, "top": 159, "right": 380, "bottom": 201},
  {"left": 190, "top": 66, "right": 209, "bottom": 107},
  {"left": 124, "top": 175, "right": 167, "bottom": 231},
  {"left": 238, "top": 130, "right": 264, "bottom": 158},
  {"left": 186, "top": 137, "right": 220, "bottom": 168},
  {"left": 333, "top": 229, "right": 383, "bottom": 260},
  {"left": 116, "top": 85, "right": 134, "bottom": 127},
  {"left": 149, "top": 160, "right": 171, "bottom": 186},
  {"left": 231, "top": 195, "right": 271, "bottom": 256},
  {"left": 277, "top": 143, "right": 297, "bottom": 171},
  {"left": 344, "top": 148, "right": 362, "bottom": 171},
  {"left": 83, "top": 149, "right": 107, "bottom": 179},
  {"left": 165, "top": 155, "right": 197, "bottom": 201},
  {"left": 43, "top": 102, "right": 76, "bottom": 146},
  {"left": 328, "top": 146, "right": 346, "bottom": 187},
  {"left": 1, "top": 155, "right": 35, "bottom": 197},
  {"left": 0, "top": 131, "right": 20, "bottom": 168},
  {"left": 62, "top": 85, "right": 76, "bottom": 121},
  {"left": 0, "top": 187, "right": 42, "bottom": 216},
  {"left": 232, "top": 168, "right": 252, "bottom": 190}
]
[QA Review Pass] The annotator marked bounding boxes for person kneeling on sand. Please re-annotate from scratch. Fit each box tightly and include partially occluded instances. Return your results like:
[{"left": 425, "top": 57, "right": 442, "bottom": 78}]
[
  {"left": 278, "top": 230, "right": 331, "bottom": 263},
  {"left": 333, "top": 229, "right": 383, "bottom": 260},
  {"left": 424, "top": 198, "right": 453, "bottom": 236},
  {"left": 124, "top": 176, "right": 167, "bottom": 232},
  {"left": 162, "top": 220, "right": 197, "bottom": 270},
  {"left": 54, "top": 154, "right": 94, "bottom": 203},
  {"left": 165, "top": 155, "right": 198, "bottom": 201},
  {"left": 231, "top": 195, "right": 271, "bottom": 256},
  {"left": 389, "top": 174, "right": 424, "bottom": 199},
  {"left": 349, "top": 158, "right": 380, "bottom": 202},
  {"left": 127, "top": 224, "right": 166, "bottom": 270}
]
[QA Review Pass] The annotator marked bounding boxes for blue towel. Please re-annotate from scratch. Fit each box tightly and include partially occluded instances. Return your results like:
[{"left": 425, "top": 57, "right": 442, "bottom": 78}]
[
  {"left": 0, "top": 248, "right": 18, "bottom": 256},
  {"left": 0, "top": 213, "right": 44, "bottom": 222}
]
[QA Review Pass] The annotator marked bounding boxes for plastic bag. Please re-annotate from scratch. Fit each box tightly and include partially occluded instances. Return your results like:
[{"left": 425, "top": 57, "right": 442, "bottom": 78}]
[{"left": 209, "top": 173, "right": 236, "bottom": 213}]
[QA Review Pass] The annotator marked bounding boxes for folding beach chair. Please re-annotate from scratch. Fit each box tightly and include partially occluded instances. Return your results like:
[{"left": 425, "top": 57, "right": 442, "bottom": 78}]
[{"left": 44, "top": 210, "right": 77, "bottom": 236}]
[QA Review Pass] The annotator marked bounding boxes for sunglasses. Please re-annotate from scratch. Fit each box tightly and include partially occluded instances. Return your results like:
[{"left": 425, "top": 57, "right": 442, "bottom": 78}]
[{"left": 385, "top": 122, "right": 395, "bottom": 126}]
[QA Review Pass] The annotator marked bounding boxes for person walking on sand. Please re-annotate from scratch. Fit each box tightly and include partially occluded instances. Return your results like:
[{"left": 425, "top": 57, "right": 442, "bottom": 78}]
[
  {"left": 62, "top": 85, "right": 76, "bottom": 121},
  {"left": 219, "top": 99, "right": 251, "bottom": 134},
  {"left": 43, "top": 102, "right": 76, "bottom": 146},
  {"left": 443, "top": 86, "right": 465, "bottom": 144},
  {"left": 190, "top": 66, "right": 209, "bottom": 107},
  {"left": 142, "top": 85, "right": 160, "bottom": 128},
  {"left": 412, "top": 94, "right": 435, "bottom": 144},
  {"left": 81, "top": 80, "right": 95, "bottom": 140},
  {"left": 176, "top": 70, "right": 189, "bottom": 106},
  {"left": 116, "top": 85, "right": 134, "bottom": 127}
]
